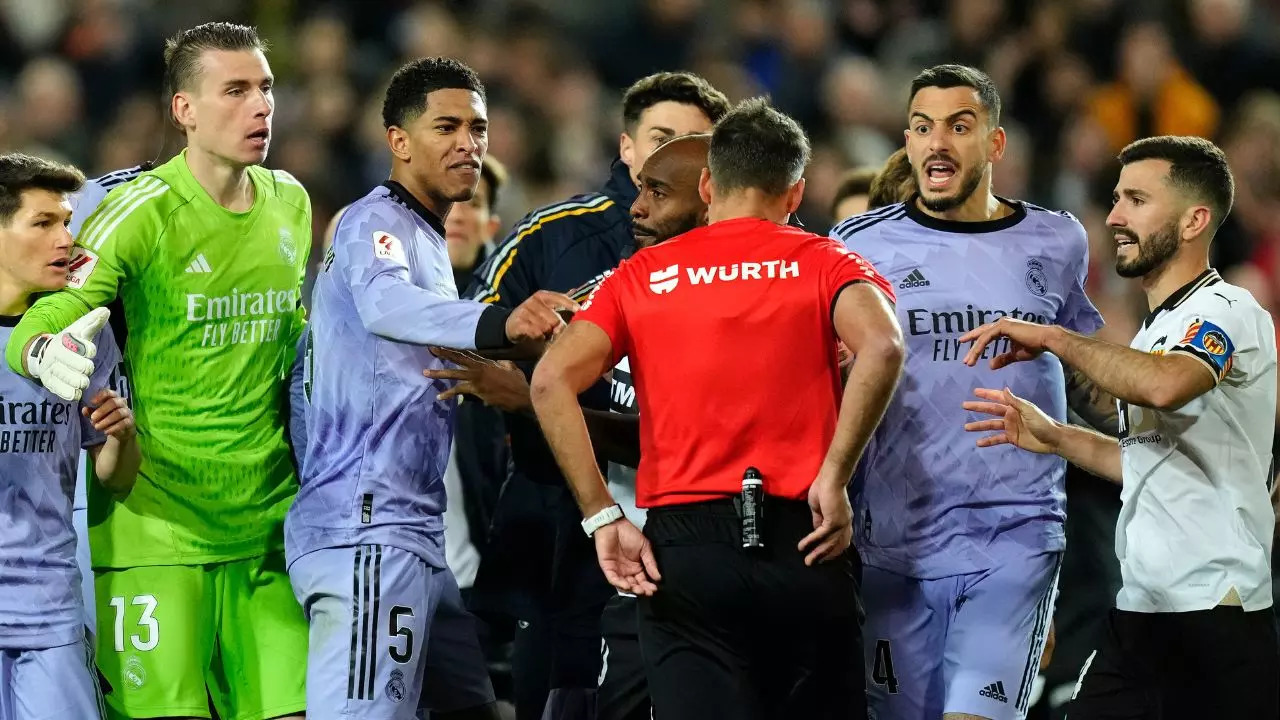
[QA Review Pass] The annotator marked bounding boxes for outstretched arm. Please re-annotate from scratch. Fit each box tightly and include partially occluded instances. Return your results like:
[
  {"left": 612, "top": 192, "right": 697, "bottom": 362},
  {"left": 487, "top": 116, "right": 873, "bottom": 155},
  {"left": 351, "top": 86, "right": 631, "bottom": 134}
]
[
  {"left": 1064, "top": 363, "right": 1120, "bottom": 435},
  {"left": 962, "top": 318, "right": 1215, "bottom": 411},
  {"left": 965, "top": 387, "right": 1123, "bottom": 484}
]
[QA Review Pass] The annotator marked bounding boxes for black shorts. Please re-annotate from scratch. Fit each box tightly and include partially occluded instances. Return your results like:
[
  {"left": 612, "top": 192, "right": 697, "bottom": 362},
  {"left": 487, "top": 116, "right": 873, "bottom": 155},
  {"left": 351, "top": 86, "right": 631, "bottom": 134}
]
[
  {"left": 598, "top": 594, "right": 650, "bottom": 720},
  {"left": 1068, "top": 606, "right": 1279, "bottom": 719},
  {"left": 638, "top": 497, "right": 865, "bottom": 720}
]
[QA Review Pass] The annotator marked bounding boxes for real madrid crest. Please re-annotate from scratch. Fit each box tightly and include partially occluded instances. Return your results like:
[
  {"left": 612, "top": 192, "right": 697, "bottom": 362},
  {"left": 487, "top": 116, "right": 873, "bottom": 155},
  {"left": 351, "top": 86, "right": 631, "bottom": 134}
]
[
  {"left": 279, "top": 228, "right": 297, "bottom": 265},
  {"left": 386, "top": 668, "right": 406, "bottom": 703},
  {"left": 1025, "top": 258, "right": 1047, "bottom": 297},
  {"left": 124, "top": 656, "right": 147, "bottom": 688}
]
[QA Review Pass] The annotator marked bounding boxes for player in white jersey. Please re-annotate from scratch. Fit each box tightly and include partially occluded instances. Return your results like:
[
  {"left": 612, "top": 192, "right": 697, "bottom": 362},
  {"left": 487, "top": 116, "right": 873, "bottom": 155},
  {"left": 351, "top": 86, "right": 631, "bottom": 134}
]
[{"left": 960, "top": 135, "right": 1278, "bottom": 719}]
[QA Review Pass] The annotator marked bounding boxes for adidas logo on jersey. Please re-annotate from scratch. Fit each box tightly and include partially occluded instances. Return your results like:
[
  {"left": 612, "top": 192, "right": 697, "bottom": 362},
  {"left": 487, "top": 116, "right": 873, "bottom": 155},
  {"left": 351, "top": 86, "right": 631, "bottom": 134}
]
[
  {"left": 899, "top": 268, "right": 930, "bottom": 289},
  {"left": 979, "top": 681, "right": 1008, "bottom": 703},
  {"left": 185, "top": 254, "right": 212, "bottom": 274}
]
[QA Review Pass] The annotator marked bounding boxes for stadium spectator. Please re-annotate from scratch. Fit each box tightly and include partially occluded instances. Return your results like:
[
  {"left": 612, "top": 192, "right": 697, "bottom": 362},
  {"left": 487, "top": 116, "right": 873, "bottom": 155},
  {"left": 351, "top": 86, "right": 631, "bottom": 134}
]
[
  {"left": 830, "top": 165, "right": 877, "bottom": 220},
  {"left": 1088, "top": 22, "right": 1219, "bottom": 153}
]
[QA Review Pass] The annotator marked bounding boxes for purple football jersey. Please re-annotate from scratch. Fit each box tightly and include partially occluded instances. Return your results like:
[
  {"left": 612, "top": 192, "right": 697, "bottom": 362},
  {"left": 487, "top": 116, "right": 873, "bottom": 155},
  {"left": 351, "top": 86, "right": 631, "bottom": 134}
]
[
  {"left": 285, "top": 182, "right": 511, "bottom": 570},
  {"left": 832, "top": 200, "right": 1102, "bottom": 578},
  {"left": 0, "top": 316, "right": 120, "bottom": 649}
]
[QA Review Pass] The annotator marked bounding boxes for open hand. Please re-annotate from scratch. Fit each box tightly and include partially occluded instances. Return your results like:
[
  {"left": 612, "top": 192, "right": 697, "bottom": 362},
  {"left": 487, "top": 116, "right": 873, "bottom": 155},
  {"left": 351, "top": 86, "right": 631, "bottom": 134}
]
[
  {"left": 594, "top": 519, "right": 661, "bottom": 596},
  {"left": 960, "top": 317, "right": 1056, "bottom": 369},
  {"left": 506, "top": 291, "right": 579, "bottom": 344},
  {"left": 425, "top": 347, "right": 530, "bottom": 412},
  {"left": 798, "top": 475, "right": 853, "bottom": 566},
  {"left": 962, "top": 387, "right": 1059, "bottom": 454}
]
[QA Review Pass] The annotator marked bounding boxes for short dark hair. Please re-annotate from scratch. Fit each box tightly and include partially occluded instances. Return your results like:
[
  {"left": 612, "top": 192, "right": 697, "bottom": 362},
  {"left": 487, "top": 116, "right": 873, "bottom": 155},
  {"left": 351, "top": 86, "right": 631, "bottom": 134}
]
[
  {"left": 0, "top": 153, "right": 84, "bottom": 226},
  {"left": 831, "top": 167, "right": 877, "bottom": 218},
  {"left": 909, "top": 64, "right": 1001, "bottom": 127},
  {"left": 1118, "top": 135, "right": 1235, "bottom": 231},
  {"left": 708, "top": 98, "right": 810, "bottom": 196},
  {"left": 164, "top": 22, "right": 266, "bottom": 98},
  {"left": 478, "top": 156, "right": 508, "bottom": 213},
  {"left": 383, "top": 57, "right": 486, "bottom": 129},
  {"left": 622, "top": 72, "right": 731, "bottom": 132},
  {"left": 868, "top": 148, "right": 916, "bottom": 210}
]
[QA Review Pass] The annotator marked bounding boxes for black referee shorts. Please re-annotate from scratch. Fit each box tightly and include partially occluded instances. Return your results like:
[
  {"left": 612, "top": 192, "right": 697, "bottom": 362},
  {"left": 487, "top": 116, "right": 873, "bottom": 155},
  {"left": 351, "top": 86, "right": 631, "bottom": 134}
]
[
  {"left": 1067, "top": 605, "right": 1279, "bottom": 719},
  {"left": 638, "top": 497, "right": 866, "bottom": 720}
]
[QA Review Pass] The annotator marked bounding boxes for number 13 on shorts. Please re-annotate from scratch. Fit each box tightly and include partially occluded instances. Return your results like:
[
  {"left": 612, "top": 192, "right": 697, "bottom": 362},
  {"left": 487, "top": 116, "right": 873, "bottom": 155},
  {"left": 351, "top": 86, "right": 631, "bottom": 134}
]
[{"left": 109, "top": 594, "right": 159, "bottom": 652}]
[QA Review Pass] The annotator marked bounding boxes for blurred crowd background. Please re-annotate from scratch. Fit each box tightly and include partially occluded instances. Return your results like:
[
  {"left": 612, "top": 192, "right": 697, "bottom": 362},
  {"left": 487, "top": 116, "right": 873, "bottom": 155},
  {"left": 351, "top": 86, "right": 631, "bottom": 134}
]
[{"left": 2, "top": 0, "right": 1278, "bottom": 713}]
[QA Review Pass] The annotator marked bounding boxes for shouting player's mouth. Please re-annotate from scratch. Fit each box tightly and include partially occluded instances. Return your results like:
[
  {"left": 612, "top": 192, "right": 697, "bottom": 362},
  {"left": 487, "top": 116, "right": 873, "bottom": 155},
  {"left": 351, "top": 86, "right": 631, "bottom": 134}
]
[
  {"left": 923, "top": 156, "right": 958, "bottom": 191},
  {"left": 246, "top": 127, "right": 270, "bottom": 151},
  {"left": 1113, "top": 228, "right": 1139, "bottom": 252}
]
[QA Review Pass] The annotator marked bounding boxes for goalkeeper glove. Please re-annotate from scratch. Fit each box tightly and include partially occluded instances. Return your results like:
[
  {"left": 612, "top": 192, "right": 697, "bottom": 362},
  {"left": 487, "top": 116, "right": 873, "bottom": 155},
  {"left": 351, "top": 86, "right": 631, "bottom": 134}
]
[{"left": 25, "top": 307, "right": 110, "bottom": 402}]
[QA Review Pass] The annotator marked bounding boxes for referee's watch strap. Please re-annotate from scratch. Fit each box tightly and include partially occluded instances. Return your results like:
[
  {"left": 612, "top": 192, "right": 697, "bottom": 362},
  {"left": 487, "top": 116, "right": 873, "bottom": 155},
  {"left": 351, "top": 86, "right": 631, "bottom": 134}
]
[{"left": 582, "top": 504, "right": 624, "bottom": 536}]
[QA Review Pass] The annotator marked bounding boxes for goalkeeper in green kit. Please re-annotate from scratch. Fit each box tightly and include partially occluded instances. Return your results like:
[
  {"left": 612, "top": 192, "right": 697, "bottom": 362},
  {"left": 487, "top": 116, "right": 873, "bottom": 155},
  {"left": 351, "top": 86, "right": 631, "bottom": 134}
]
[{"left": 4, "top": 23, "right": 308, "bottom": 720}]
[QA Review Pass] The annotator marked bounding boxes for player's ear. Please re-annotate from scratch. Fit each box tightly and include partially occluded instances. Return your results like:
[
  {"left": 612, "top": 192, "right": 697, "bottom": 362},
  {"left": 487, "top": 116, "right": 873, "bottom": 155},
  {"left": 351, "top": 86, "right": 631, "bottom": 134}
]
[
  {"left": 698, "top": 167, "right": 713, "bottom": 205},
  {"left": 171, "top": 93, "right": 195, "bottom": 133},
  {"left": 619, "top": 132, "right": 635, "bottom": 170},
  {"left": 1182, "top": 204, "right": 1213, "bottom": 242},
  {"left": 387, "top": 126, "right": 412, "bottom": 163},
  {"left": 785, "top": 177, "right": 806, "bottom": 215},
  {"left": 485, "top": 214, "right": 501, "bottom": 238},
  {"left": 988, "top": 125, "right": 1007, "bottom": 163}
]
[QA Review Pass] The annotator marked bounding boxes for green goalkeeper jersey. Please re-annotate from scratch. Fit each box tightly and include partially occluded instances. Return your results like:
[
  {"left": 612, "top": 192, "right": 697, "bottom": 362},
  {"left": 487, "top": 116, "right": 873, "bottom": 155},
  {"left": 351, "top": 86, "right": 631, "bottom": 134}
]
[{"left": 5, "top": 152, "right": 311, "bottom": 567}]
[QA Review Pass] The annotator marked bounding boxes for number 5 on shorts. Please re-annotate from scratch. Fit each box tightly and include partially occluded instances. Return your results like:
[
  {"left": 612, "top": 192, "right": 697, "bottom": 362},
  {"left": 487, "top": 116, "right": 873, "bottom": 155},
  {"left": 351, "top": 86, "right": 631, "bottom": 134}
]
[
  {"left": 389, "top": 606, "right": 413, "bottom": 663},
  {"left": 109, "top": 595, "right": 160, "bottom": 652}
]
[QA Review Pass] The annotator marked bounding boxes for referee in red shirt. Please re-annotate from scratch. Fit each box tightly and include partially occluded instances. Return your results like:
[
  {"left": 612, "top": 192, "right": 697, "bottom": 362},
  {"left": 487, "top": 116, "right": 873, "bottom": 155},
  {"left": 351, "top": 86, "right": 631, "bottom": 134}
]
[{"left": 531, "top": 98, "right": 904, "bottom": 719}]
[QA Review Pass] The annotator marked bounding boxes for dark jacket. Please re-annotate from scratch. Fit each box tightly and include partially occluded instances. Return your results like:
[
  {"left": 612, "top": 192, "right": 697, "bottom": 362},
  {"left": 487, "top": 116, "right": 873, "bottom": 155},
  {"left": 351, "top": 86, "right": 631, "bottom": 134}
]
[{"left": 467, "top": 158, "right": 638, "bottom": 486}]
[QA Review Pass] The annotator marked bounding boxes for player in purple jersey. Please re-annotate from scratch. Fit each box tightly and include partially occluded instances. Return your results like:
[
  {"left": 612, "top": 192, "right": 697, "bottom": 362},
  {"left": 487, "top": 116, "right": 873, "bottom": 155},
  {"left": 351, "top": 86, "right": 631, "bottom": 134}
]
[
  {"left": 830, "top": 65, "right": 1105, "bottom": 720},
  {"left": 0, "top": 153, "right": 137, "bottom": 720},
  {"left": 285, "top": 58, "right": 576, "bottom": 720}
]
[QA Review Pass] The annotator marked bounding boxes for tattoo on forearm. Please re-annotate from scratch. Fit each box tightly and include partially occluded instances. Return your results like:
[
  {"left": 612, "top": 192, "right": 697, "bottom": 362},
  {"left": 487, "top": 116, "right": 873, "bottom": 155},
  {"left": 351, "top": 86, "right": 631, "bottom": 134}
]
[{"left": 1065, "top": 364, "right": 1120, "bottom": 436}]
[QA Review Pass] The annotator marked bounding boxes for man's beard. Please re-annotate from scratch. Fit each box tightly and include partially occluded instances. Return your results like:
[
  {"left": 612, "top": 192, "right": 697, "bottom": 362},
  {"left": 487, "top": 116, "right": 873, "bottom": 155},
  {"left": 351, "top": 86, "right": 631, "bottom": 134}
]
[
  {"left": 636, "top": 213, "right": 701, "bottom": 248},
  {"left": 1115, "top": 220, "right": 1180, "bottom": 278},
  {"left": 919, "top": 162, "right": 984, "bottom": 213}
]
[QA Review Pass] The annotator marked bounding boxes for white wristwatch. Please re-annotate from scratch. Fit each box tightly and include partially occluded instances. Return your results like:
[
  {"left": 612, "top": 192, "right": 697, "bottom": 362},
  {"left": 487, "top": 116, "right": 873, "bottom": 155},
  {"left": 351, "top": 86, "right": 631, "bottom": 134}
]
[{"left": 581, "top": 504, "right": 625, "bottom": 537}]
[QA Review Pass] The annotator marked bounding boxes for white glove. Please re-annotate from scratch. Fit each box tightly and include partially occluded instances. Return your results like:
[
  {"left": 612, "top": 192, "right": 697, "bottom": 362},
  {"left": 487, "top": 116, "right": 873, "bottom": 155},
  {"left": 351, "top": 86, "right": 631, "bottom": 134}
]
[{"left": 26, "top": 307, "right": 110, "bottom": 401}]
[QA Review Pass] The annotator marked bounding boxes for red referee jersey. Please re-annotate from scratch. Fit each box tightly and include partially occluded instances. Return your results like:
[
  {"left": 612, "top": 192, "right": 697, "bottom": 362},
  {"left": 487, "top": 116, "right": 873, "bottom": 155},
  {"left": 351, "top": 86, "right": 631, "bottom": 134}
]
[{"left": 574, "top": 216, "right": 894, "bottom": 507}]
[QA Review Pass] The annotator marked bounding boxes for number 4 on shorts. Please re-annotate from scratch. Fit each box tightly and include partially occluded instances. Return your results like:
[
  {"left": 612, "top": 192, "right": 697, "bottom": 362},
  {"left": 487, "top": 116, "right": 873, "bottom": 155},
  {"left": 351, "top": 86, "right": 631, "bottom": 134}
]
[
  {"left": 871, "top": 639, "right": 899, "bottom": 694},
  {"left": 109, "top": 595, "right": 159, "bottom": 652}
]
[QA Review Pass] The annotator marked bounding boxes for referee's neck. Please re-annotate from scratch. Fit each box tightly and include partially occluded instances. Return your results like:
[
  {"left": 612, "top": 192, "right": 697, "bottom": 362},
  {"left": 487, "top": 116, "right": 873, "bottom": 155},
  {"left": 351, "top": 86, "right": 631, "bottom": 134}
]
[{"left": 707, "top": 192, "right": 792, "bottom": 226}]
